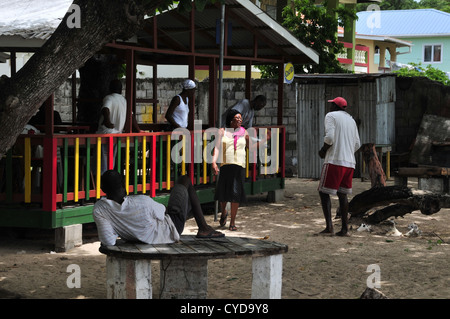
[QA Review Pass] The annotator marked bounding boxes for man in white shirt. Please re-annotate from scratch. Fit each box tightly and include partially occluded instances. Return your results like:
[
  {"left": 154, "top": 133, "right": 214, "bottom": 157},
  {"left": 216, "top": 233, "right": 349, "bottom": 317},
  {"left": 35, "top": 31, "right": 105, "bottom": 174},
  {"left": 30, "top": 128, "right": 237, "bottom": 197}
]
[
  {"left": 318, "top": 97, "right": 360, "bottom": 236},
  {"left": 96, "top": 80, "right": 141, "bottom": 174},
  {"left": 93, "top": 170, "right": 224, "bottom": 246}
]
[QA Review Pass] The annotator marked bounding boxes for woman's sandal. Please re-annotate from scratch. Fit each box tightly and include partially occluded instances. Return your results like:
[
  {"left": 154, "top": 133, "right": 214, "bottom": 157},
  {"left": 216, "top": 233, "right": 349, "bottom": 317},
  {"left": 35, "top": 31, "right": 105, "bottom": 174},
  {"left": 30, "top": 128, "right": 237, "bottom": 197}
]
[
  {"left": 229, "top": 225, "right": 237, "bottom": 231},
  {"left": 219, "top": 212, "right": 228, "bottom": 227}
]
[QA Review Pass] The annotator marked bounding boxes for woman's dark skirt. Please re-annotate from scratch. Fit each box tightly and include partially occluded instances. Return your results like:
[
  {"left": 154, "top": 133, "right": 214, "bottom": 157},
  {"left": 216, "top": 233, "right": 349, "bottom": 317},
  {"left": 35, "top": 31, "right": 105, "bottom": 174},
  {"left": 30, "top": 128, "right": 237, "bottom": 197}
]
[{"left": 214, "top": 164, "right": 247, "bottom": 203}]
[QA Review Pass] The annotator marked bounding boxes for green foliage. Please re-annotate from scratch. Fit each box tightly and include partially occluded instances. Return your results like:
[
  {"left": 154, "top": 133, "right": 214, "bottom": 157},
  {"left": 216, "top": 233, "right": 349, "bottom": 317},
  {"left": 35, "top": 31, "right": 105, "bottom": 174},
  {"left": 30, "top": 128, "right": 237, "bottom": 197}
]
[
  {"left": 393, "top": 63, "right": 450, "bottom": 86},
  {"left": 257, "top": 0, "right": 355, "bottom": 78},
  {"left": 357, "top": 0, "right": 450, "bottom": 13},
  {"left": 418, "top": 0, "right": 450, "bottom": 13}
]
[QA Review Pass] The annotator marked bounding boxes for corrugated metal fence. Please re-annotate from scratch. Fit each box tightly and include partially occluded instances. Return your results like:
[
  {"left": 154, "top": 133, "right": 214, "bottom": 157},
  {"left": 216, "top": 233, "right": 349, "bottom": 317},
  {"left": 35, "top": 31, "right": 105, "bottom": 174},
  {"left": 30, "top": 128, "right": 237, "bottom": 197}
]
[{"left": 296, "top": 74, "right": 396, "bottom": 178}]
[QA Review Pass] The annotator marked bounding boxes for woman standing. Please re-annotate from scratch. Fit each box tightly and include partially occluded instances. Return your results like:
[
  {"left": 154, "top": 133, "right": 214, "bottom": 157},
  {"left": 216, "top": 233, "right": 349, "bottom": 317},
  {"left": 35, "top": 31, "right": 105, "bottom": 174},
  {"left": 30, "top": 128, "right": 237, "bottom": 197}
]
[
  {"left": 165, "top": 79, "right": 196, "bottom": 129},
  {"left": 212, "top": 109, "right": 248, "bottom": 231}
]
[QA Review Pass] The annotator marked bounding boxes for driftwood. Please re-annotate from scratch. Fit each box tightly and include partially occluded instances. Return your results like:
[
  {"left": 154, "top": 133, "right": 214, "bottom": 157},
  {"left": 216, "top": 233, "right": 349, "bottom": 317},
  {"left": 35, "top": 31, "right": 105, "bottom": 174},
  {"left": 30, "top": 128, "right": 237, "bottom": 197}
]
[
  {"left": 335, "top": 143, "right": 386, "bottom": 219},
  {"left": 360, "top": 287, "right": 388, "bottom": 299},
  {"left": 361, "top": 143, "right": 386, "bottom": 188},
  {"left": 349, "top": 186, "right": 450, "bottom": 224}
]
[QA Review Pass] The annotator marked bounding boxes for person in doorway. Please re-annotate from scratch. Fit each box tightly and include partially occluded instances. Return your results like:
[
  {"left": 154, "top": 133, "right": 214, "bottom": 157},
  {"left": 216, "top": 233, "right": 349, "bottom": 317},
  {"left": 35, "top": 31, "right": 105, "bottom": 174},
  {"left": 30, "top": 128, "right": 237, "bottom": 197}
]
[
  {"left": 165, "top": 79, "right": 196, "bottom": 129},
  {"left": 318, "top": 97, "right": 360, "bottom": 236},
  {"left": 93, "top": 170, "right": 224, "bottom": 246},
  {"left": 96, "top": 79, "right": 140, "bottom": 174},
  {"left": 221, "top": 95, "right": 266, "bottom": 129}
]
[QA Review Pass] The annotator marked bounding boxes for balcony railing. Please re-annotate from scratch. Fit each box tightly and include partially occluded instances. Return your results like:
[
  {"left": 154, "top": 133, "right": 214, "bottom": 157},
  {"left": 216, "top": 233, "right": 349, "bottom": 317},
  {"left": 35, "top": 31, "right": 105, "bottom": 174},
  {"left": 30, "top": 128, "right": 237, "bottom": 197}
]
[
  {"left": 0, "top": 127, "right": 285, "bottom": 213},
  {"left": 337, "top": 42, "right": 370, "bottom": 72}
]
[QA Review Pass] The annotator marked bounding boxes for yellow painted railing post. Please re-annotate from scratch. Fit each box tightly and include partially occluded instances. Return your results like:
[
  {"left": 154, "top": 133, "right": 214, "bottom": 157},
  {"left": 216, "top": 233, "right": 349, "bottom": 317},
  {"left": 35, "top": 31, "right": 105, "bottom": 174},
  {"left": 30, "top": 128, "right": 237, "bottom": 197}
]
[
  {"left": 142, "top": 136, "right": 147, "bottom": 193},
  {"left": 96, "top": 137, "right": 101, "bottom": 199},
  {"left": 246, "top": 149, "right": 249, "bottom": 178},
  {"left": 203, "top": 133, "right": 207, "bottom": 184},
  {"left": 166, "top": 136, "right": 171, "bottom": 190},
  {"left": 275, "top": 128, "right": 279, "bottom": 173},
  {"left": 181, "top": 137, "right": 186, "bottom": 176},
  {"left": 74, "top": 137, "right": 79, "bottom": 202},
  {"left": 125, "top": 136, "right": 130, "bottom": 194}
]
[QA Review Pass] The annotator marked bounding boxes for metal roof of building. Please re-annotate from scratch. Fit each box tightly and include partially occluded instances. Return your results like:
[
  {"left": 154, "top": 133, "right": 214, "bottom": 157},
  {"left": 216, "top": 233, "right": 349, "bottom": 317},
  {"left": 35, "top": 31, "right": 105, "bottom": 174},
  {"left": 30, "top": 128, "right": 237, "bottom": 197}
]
[
  {"left": 356, "top": 9, "right": 450, "bottom": 38},
  {"left": 0, "top": 0, "right": 71, "bottom": 41},
  {"left": 1, "top": 0, "right": 318, "bottom": 65}
]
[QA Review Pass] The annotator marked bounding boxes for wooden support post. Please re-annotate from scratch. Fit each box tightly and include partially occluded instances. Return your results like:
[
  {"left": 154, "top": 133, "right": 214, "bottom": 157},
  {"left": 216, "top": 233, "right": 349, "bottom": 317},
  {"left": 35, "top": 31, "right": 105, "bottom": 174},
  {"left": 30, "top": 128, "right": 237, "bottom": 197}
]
[
  {"left": 125, "top": 49, "right": 134, "bottom": 133},
  {"left": 277, "top": 63, "right": 284, "bottom": 125}
]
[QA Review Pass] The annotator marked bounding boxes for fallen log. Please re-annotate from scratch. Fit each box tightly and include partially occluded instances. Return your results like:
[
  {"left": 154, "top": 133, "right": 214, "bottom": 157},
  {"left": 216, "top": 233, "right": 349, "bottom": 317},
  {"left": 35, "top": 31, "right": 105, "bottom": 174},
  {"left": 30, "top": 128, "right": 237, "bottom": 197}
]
[{"left": 349, "top": 186, "right": 450, "bottom": 223}]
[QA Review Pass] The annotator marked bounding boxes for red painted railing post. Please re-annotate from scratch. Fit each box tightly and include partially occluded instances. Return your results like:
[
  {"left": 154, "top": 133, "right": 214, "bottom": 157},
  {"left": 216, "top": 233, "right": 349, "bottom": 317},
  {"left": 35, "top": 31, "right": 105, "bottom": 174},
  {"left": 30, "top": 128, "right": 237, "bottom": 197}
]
[
  {"left": 150, "top": 135, "right": 156, "bottom": 197},
  {"left": 108, "top": 136, "right": 114, "bottom": 170},
  {"left": 42, "top": 137, "right": 57, "bottom": 212}
]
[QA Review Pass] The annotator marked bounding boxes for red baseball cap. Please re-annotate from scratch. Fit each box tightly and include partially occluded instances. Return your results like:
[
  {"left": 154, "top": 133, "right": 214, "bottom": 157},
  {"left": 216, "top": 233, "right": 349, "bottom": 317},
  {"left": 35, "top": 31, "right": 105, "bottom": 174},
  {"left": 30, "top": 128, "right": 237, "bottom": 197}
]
[{"left": 328, "top": 97, "right": 347, "bottom": 109}]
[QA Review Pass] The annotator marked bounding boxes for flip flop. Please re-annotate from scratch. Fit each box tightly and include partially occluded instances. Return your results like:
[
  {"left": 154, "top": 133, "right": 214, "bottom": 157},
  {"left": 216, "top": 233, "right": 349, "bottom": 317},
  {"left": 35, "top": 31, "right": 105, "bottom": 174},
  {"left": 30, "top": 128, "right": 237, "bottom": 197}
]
[
  {"left": 196, "top": 230, "right": 225, "bottom": 239},
  {"left": 229, "top": 225, "right": 237, "bottom": 231},
  {"left": 219, "top": 212, "right": 228, "bottom": 227}
]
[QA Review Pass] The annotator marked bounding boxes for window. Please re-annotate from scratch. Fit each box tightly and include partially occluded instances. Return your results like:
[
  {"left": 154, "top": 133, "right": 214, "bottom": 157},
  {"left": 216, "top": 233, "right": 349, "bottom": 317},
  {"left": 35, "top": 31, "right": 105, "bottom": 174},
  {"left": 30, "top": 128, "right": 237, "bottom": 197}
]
[{"left": 423, "top": 44, "right": 442, "bottom": 63}]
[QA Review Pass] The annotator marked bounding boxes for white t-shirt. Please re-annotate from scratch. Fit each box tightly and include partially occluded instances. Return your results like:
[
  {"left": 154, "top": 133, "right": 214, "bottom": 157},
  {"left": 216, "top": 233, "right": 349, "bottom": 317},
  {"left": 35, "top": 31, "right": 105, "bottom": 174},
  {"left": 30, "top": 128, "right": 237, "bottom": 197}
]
[
  {"left": 93, "top": 195, "right": 180, "bottom": 246},
  {"left": 323, "top": 110, "right": 361, "bottom": 168},
  {"left": 96, "top": 93, "right": 127, "bottom": 134}
]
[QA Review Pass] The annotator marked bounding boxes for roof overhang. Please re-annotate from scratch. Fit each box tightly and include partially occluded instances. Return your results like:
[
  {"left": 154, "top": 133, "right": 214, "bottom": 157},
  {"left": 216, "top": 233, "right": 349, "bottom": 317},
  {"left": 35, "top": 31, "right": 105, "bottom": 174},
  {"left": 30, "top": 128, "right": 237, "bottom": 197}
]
[{"left": 351, "top": 34, "right": 413, "bottom": 48}]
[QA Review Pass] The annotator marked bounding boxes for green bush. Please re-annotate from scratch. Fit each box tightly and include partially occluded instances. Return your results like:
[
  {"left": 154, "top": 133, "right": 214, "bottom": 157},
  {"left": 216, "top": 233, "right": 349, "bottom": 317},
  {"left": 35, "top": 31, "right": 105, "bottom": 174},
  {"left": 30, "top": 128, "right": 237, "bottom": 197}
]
[{"left": 393, "top": 63, "right": 450, "bottom": 86}]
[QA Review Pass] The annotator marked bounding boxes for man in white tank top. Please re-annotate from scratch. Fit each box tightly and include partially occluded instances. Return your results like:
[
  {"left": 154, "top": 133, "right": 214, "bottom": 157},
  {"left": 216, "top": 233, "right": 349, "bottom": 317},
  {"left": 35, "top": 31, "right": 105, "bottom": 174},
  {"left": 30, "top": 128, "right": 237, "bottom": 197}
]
[{"left": 165, "top": 79, "right": 196, "bottom": 129}]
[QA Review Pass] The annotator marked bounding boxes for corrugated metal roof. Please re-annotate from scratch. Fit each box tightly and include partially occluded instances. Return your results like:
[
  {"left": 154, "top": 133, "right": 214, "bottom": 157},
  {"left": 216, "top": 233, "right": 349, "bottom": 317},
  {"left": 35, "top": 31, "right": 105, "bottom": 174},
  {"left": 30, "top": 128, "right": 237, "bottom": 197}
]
[
  {"left": 0, "top": 0, "right": 72, "bottom": 40},
  {"left": 356, "top": 9, "right": 450, "bottom": 37},
  {"left": 1, "top": 0, "right": 319, "bottom": 65}
]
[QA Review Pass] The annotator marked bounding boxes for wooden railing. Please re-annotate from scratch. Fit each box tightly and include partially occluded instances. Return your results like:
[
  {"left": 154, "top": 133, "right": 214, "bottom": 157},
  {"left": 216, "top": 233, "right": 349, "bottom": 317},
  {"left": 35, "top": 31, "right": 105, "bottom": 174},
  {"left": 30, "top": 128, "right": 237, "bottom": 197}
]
[
  {"left": 337, "top": 41, "right": 370, "bottom": 72},
  {"left": 0, "top": 126, "right": 285, "bottom": 212}
]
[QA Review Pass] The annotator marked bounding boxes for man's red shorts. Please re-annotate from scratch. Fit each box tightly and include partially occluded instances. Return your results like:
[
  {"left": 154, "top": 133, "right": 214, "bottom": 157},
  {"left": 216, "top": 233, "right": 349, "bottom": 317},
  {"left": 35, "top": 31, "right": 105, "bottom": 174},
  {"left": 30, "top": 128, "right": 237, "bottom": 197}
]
[{"left": 318, "top": 163, "right": 354, "bottom": 195}]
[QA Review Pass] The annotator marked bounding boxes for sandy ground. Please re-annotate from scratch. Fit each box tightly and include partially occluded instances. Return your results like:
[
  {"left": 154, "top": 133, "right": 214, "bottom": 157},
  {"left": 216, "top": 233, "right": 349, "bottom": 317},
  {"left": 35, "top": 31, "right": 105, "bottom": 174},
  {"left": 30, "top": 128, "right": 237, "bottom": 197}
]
[{"left": 0, "top": 177, "right": 449, "bottom": 299}]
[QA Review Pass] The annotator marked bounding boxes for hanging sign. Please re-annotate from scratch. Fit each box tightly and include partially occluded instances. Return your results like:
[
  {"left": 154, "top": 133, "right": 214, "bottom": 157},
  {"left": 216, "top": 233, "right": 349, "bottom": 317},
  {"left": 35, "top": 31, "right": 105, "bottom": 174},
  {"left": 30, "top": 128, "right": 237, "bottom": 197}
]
[{"left": 284, "top": 62, "right": 294, "bottom": 84}]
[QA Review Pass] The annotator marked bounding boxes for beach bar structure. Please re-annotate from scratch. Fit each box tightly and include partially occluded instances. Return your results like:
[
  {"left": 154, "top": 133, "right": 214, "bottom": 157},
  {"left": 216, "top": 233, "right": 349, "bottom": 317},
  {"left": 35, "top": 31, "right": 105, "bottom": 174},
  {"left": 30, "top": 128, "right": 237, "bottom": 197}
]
[{"left": 0, "top": 0, "right": 318, "bottom": 238}]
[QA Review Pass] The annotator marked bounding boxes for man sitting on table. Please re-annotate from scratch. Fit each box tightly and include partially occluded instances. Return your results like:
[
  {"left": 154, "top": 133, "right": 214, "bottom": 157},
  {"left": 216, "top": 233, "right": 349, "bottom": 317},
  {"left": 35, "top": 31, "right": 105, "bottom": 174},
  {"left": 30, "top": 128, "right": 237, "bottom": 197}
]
[{"left": 93, "top": 170, "right": 224, "bottom": 246}]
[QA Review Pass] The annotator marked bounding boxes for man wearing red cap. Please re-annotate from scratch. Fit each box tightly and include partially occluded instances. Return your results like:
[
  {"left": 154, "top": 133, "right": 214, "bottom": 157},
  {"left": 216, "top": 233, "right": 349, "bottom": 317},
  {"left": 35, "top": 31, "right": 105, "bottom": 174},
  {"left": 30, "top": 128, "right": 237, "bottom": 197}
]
[{"left": 318, "top": 97, "right": 360, "bottom": 236}]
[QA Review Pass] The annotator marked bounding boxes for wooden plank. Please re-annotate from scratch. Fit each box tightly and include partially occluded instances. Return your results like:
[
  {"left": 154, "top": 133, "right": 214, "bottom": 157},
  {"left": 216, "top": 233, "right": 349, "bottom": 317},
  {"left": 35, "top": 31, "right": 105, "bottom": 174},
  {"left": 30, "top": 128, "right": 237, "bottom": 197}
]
[
  {"left": 116, "top": 243, "right": 142, "bottom": 254},
  {"left": 135, "top": 244, "right": 159, "bottom": 255},
  {"left": 152, "top": 243, "right": 180, "bottom": 255},
  {"left": 191, "top": 237, "right": 238, "bottom": 256},
  {"left": 181, "top": 238, "right": 219, "bottom": 255},
  {"left": 99, "top": 235, "right": 288, "bottom": 260},
  {"left": 398, "top": 166, "right": 449, "bottom": 177}
]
